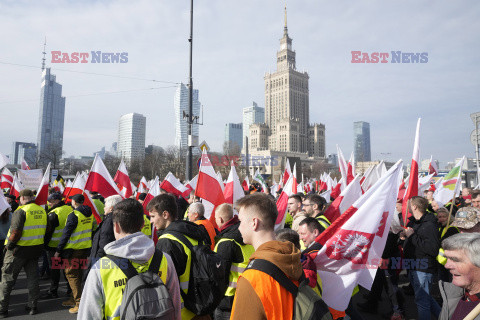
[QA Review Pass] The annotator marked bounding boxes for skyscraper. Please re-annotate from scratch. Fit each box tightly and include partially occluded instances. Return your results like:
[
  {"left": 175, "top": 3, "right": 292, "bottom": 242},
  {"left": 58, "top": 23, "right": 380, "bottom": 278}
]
[
  {"left": 37, "top": 68, "right": 66, "bottom": 165},
  {"left": 224, "top": 123, "right": 243, "bottom": 153},
  {"left": 11, "top": 142, "right": 37, "bottom": 165},
  {"left": 117, "top": 113, "right": 146, "bottom": 163},
  {"left": 354, "top": 121, "right": 371, "bottom": 162},
  {"left": 174, "top": 83, "right": 200, "bottom": 151},
  {"left": 242, "top": 102, "right": 265, "bottom": 149}
]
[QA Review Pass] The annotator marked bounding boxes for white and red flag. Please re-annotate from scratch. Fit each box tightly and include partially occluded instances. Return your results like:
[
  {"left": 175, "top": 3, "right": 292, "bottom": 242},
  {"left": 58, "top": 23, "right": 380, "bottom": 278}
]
[
  {"left": 113, "top": 160, "right": 133, "bottom": 198},
  {"left": 324, "top": 174, "right": 363, "bottom": 224},
  {"left": 347, "top": 152, "right": 356, "bottom": 185},
  {"left": 195, "top": 149, "right": 226, "bottom": 223},
  {"left": 85, "top": 154, "right": 122, "bottom": 198},
  {"left": 282, "top": 158, "right": 292, "bottom": 186},
  {"left": 337, "top": 145, "right": 348, "bottom": 188},
  {"left": 428, "top": 156, "right": 438, "bottom": 176},
  {"left": 402, "top": 118, "right": 421, "bottom": 224},
  {"left": 241, "top": 176, "right": 250, "bottom": 192},
  {"left": 143, "top": 176, "right": 161, "bottom": 213},
  {"left": 0, "top": 152, "right": 9, "bottom": 170},
  {"left": 216, "top": 171, "right": 225, "bottom": 192},
  {"left": 65, "top": 172, "right": 102, "bottom": 223},
  {"left": 63, "top": 179, "right": 72, "bottom": 197},
  {"left": 1, "top": 167, "right": 14, "bottom": 189},
  {"left": 35, "top": 163, "right": 51, "bottom": 206},
  {"left": 184, "top": 174, "right": 198, "bottom": 195},
  {"left": 160, "top": 172, "right": 189, "bottom": 199},
  {"left": 10, "top": 174, "right": 25, "bottom": 198},
  {"left": 21, "top": 159, "right": 30, "bottom": 170},
  {"left": 434, "top": 157, "right": 465, "bottom": 205},
  {"left": 224, "top": 162, "right": 244, "bottom": 205},
  {"left": 0, "top": 191, "right": 10, "bottom": 215},
  {"left": 274, "top": 175, "right": 296, "bottom": 230},
  {"left": 136, "top": 176, "right": 149, "bottom": 199},
  {"left": 313, "top": 159, "right": 403, "bottom": 311}
]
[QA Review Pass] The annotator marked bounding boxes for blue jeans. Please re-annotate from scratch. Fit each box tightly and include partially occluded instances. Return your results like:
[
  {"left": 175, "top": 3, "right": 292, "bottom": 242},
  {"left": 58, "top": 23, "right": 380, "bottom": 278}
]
[{"left": 409, "top": 270, "right": 441, "bottom": 320}]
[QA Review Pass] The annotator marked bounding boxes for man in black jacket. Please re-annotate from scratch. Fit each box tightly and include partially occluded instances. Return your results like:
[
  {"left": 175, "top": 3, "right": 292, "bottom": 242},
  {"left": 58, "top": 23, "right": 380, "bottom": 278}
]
[
  {"left": 147, "top": 194, "right": 210, "bottom": 319},
  {"left": 401, "top": 196, "right": 441, "bottom": 320}
]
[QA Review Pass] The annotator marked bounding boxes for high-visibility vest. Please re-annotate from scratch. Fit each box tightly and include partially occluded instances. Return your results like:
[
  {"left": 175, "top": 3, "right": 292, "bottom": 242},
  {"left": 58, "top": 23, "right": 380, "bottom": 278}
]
[
  {"left": 195, "top": 219, "right": 216, "bottom": 250},
  {"left": 234, "top": 265, "right": 297, "bottom": 320},
  {"left": 160, "top": 233, "right": 198, "bottom": 320},
  {"left": 48, "top": 205, "right": 73, "bottom": 248},
  {"left": 64, "top": 210, "right": 93, "bottom": 250},
  {"left": 5, "top": 203, "right": 46, "bottom": 246},
  {"left": 284, "top": 212, "right": 293, "bottom": 229},
  {"left": 99, "top": 253, "right": 169, "bottom": 320},
  {"left": 436, "top": 225, "right": 459, "bottom": 265},
  {"left": 141, "top": 215, "right": 152, "bottom": 238},
  {"left": 214, "top": 238, "right": 254, "bottom": 296},
  {"left": 315, "top": 214, "right": 331, "bottom": 230},
  {"left": 92, "top": 198, "right": 105, "bottom": 220}
]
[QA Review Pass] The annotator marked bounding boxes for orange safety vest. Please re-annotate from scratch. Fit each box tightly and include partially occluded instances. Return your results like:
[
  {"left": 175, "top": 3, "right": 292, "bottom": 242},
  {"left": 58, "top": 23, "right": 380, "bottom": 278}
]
[
  {"left": 195, "top": 219, "right": 216, "bottom": 250},
  {"left": 235, "top": 267, "right": 296, "bottom": 320}
]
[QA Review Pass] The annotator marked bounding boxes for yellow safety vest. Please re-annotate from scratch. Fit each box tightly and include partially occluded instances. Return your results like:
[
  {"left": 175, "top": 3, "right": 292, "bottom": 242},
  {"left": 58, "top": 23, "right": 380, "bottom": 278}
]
[
  {"left": 5, "top": 203, "right": 46, "bottom": 246},
  {"left": 159, "top": 233, "right": 197, "bottom": 320},
  {"left": 436, "top": 225, "right": 459, "bottom": 265},
  {"left": 141, "top": 215, "right": 152, "bottom": 238},
  {"left": 214, "top": 239, "right": 254, "bottom": 296},
  {"left": 64, "top": 210, "right": 93, "bottom": 250},
  {"left": 99, "top": 253, "right": 169, "bottom": 320},
  {"left": 48, "top": 205, "right": 73, "bottom": 248},
  {"left": 92, "top": 198, "right": 105, "bottom": 220},
  {"left": 315, "top": 214, "right": 331, "bottom": 230}
]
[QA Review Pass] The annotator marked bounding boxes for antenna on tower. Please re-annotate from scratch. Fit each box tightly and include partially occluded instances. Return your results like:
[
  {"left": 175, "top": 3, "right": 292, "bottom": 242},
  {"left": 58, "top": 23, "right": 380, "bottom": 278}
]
[
  {"left": 283, "top": 1, "right": 288, "bottom": 36},
  {"left": 41, "top": 37, "right": 46, "bottom": 71}
]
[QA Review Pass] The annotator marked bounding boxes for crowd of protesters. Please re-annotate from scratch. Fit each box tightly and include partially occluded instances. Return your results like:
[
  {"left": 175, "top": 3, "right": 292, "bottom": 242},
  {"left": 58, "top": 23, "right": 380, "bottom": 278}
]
[{"left": 0, "top": 182, "right": 480, "bottom": 320}]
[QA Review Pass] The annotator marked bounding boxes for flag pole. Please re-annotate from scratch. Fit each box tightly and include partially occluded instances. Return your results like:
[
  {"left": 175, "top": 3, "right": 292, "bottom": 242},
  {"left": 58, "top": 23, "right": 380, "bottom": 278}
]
[
  {"left": 464, "top": 302, "right": 480, "bottom": 320},
  {"left": 446, "top": 162, "right": 463, "bottom": 230}
]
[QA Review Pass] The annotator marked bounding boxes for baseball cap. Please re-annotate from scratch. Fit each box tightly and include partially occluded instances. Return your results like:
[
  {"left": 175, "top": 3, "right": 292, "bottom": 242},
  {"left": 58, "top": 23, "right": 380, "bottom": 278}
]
[
  {"left": 451, "top": 207, "right": 480, "bottom": 229},
  {"left": 69, "top": 194, "right": 85, "bottom": 203}
]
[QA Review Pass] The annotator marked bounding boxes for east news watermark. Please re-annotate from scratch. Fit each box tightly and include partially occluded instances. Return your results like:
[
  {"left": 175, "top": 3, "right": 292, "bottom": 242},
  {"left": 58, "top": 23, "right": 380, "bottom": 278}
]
[
  {"left": 351, "top": 51, "right": 428, "bottom": 63},
  {"left": 51, "top": 51, "right": 128, "bottom": 63}
]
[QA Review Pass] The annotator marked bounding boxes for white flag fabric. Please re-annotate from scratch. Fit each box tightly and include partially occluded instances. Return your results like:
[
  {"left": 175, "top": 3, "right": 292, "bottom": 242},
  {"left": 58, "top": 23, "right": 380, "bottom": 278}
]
[
  {"left": 0, "top": 152, "right": 9, "bottom": 170},
  {"left": 0, "top": 191, "right": 11, "bottom": 216},
  {"left": 434, "top": 157, "right": 465, "bottom": 205},
  {"left": 224, "top": 163, "right": 244, "bottom": 205},
  {"left": 336, "top": 145, "right": 348, "bottom": 189},
  {"left": 313, "top": 160, "right": 403, "bottom": 311}
]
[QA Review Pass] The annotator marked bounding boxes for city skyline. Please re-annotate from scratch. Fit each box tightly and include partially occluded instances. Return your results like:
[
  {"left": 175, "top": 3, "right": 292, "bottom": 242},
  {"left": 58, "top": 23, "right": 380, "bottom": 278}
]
[{"left": 0, "top": 1, "right": 478, "bottom": 168}]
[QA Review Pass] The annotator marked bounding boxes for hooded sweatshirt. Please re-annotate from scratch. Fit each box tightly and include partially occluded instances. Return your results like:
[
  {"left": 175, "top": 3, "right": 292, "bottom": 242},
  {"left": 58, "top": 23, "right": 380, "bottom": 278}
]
[
  {"left": 78, "top": 232, "right": 181, "bottom": 320},
  {"left": 231, "top": 240, "right": 303, "bottom": 320}
]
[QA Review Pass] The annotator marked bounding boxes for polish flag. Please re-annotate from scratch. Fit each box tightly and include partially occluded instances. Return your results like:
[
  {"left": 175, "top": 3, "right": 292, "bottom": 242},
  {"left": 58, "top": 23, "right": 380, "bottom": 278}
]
[
  {"left": 337, "top": 145, "right": 348, "bottom": 188},
  {"left": 331, "top": 181, "right": 342, "bottom": 200},
  {"left": 0, "top": 191, "right": 10, "bottom": 215},
  {"left": 313, "top": 160, "right": 403, "bottom": 311},
  {"left": 224, "top": 162, "right": 244, "bottom": 205},
  {"left": 113, "top": 159, "right": 133, "bottom": 198},
  {"left": 136, "top": 176, "right": 149, "bottom": 199},
  {"left": 63, "top": 179, "right": 72, "bottom": 197},
  {"left": 275, "top": 175, "right": 296, "bottom": 230},
  {"left": 320, "top": 189, "right": 331, "bottom": 203},
  {"left": 361, "top": 164, "right": 380, "bottom": 193},
  {"left": 0, "top": 152, "right": 9, "bottom": 170},
  {"left": 402, "top": 118, "right": 421, "bottom": 224},
  {"left": 195, "top": 149, "right": 226, "bottom": 222},
  {"left": 282, "top": 158, "right": 292, "bottom": 186},
  {"left": 65, "top": 172, "right": 102, "bottom": 223},
  {"left": 216, "top": 171, "right": 225, "bottom": 192},
  {"left": 323, "top": 174, "right": 363, "bottom": 224},
  {"left": 292, "top": 163, "right": 298, "bottom": 193},
  {"left": 35, "top": 163, "right": 51, "bottom": 206},
  {"left": 184, "top": 174, "right": 198, "bottom": 194},
  {"left": 10, "top": 174, "right": 25, "bottom": 198},
  {"left": 347, "top": 152, "right": 355, "bottom": 185},
  {"left": 1, "top": 167, "right": 14, "bottom": 189},
  {"left": 428, "top": 156, "right": 438, "bottom": 176},
  {"left": 160, "top": 172, "right": 189, "bottom": 199},
  {"left": 85, "top": 154, "right": 122, "bottom": 198},
  {"left": 21, "top": 159, "right": 30, "bottom": 170},
  {"left": 242, "top": 176, "right": 250, "bottom": 192},
  {"left": 143, "top": 176, "right": 161, "bottom": 213}
]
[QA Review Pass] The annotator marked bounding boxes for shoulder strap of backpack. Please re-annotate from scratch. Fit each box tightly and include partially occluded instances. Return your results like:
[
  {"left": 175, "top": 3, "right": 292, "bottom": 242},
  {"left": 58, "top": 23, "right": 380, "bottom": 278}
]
[
  {"left": 166, "top": 231, "right": 194, "bottom": 251},
  {"left": 148, "top": 249, "right": 163, "bottom": 273},
  {"left": 247, "top": 259, "right": 298, "bottom": 297},
  {"left": 106, "top": 255, "right": 138, "bottom": 279}
]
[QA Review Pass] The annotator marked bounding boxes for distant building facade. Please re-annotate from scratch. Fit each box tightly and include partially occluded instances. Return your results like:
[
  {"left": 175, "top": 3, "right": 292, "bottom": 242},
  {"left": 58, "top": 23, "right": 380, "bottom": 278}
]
[
  {"left": 224, "top": 123, "right": 243, "bottom": 153},
  {"left": 174, "top": 83, "right": 200, "bottom": 151},
  {"left": 11, "top": 142, "right": 37, "bottom": 165},
  {"left": 117, "top": 113, "right": 146, "bottom": 163},
  {"left": 354, "top": 121, "right": 371, "bottom": 162},
  {"left": 242, "top": 102, "right": 265, "bottom": 150}
]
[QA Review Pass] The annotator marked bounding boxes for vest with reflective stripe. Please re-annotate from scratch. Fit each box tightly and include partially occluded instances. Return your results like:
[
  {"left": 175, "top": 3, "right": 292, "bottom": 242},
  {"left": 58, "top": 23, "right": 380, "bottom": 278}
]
[
  {"left": 159, "top": 233, "right": 197, "bottom": 320},
  {"left": 141, "top": 215, "right": 152, "bottom": 238},
  {"left": 99, "top": 253, "right": 169, "bottom": 320},
  {"left": 195, "top": 219, "right": 216, "bottom": 250},
  {"left": 236, "top": 266, "right": 297, "bottom": 320},
  {"left": 7, "top": 203, "right": 47, "bottom": 246},
  {"left": 315, "top": 214, "right": 331, "bottom": 230},
  {"left": 47, "top": 205, "right": 73, "bottom": 248},
  {"left": 214, "top": 238, "right": 255, "bottom": 296},
  {"left": 436, "top": 225, "right": 459, "bottom": 265},
  {"left": 64, "top": 210, "right": 93, "bottom": 250}
]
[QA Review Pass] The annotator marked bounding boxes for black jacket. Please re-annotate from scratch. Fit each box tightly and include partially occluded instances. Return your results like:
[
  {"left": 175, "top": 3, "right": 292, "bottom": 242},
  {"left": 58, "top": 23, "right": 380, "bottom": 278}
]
[
  {"left": 403, "top": 212, "right": 440, "bottom": 274},
  {"left": 56, "top": 205, "right": 92, "bottom": 255},
  {"left": 214, "top": 222, "right": 247, "bottom": 312},
  {"left": 156, "top": 220, "right": 209, "bottom": 277},
  {"left": 44, "top": 201, "right": 71, "bottom": 248}
]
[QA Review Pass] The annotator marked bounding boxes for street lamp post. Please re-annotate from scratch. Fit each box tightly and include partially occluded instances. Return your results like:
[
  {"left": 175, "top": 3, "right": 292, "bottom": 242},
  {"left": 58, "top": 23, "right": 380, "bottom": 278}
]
[{"left": 186, "top": 0, "right": 194, "bottom": 181}]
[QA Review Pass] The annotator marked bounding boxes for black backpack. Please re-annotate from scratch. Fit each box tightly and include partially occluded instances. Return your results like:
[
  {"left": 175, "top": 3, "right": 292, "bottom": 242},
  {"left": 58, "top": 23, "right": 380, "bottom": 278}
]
[
  {"left": 246, "top": 259, "right": 333, "bottom": 320},
  {"left": 168, "top": 231, "right": 226, "bottom": 315},
  {"left": 107, "top": 249, "right": 176, "bottom": 320}
]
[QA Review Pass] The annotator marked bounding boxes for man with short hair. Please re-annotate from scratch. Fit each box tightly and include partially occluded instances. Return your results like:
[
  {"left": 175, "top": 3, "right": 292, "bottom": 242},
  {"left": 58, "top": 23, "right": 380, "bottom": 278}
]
[
  {"left": 230, "top": 193, "right": 304, "bottom": 320},
  {"left": 187, "top": 202, "right": 216, "bottom": 250},
  {"left": 285, "top": 194, "right": 303, "bottom": 229},
  {"left": 439, "top": 233, "right": 480, "bottom": 320},
  {"left": 401, "top": 196, "right": 441, "bottom": 320},
  {"left": 303, "top": 194, "right": 330, "bottom": 230},
  {"left": 78, "top": 198, "right": 181, "bottom": 319},
  {"left": 148, "top": 194, "right": 210, "bottom": 319},
  {"left": 0, "top": 189, "right": 47, "bottom": 317},
  {"left": 54, "top": 194, "right": 93, "bottom": 314},
  {"left": 472, "top": 191, "right": 480, "bottom": 209},
  {"left": 214, "top": 203, "right": 254, "bottom": 320},
  {"left": 298, "top": 217, "right": 324, "bottom": 251}
]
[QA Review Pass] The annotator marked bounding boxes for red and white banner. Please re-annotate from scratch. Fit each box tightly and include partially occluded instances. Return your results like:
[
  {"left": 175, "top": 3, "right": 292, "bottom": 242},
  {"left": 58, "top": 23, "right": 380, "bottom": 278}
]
[
  {"left": 347, "top": 152, "right": 355, "bottom": 185},
  {"left": 21, "top": 159, "right": 30, "bottom": 170},
  {"left": 313, "top": 160, "right": 403, "bottom": 311},
  {"left": 224, "top": 162, "right": 244, "bottom": 205},
  {"left": 143, "top": 176, "right": 161, "bottom": 213},
  {"left": 9, "top": 174, "right": 25, "bottom": 198},
  {"left": 282, "top": 158, "right": 292, "bottom": 186},
  {"left": 1, "top": 167, "right": 14, "bottom": 189},
  {"left": 35, "top": 163, "right": 51, "bottom": 206},
  {"left": 324, "top": 174, "right": 363, "bottom": 224},
  {"left": 160, "top": 172, "right": 189, "bottom": 199},
  {"left": 85, "top": 155, "right": 122, "bottom": 198},
  {"left": 113, "top": 159, "right": 133, "bottom": 198},
  {"left": 275, "top": 175, "right": 296, "bottom": 230},
  {"left": 428, "top": 155, "right": 438, "bottom": 176},
  {"left": 65, "top": 172, "right": 102, "bottom": 224},
  {"left": 402, "top": 118, "right": 421, "bottom": 223}
]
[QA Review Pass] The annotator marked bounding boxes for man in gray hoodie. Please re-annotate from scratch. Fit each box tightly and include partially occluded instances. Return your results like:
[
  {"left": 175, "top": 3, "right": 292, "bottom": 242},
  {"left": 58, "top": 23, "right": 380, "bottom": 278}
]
[{"left": 78, "top": 198, "right": 181, "bottom": 320}]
